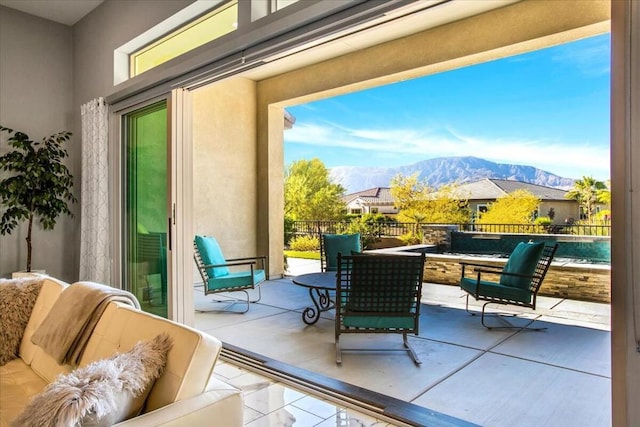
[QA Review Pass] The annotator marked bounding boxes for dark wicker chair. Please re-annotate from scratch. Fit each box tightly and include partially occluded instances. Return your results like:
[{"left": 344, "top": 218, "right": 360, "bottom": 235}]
[
  {"left": 193, "top": 235, "right": 267, "bottom": 313},
  {"left": 335, "top": 252, "right": 426, "bottom": 365},
  {"left": 459, "top": 242, "right": 558, "bottom": 330}
]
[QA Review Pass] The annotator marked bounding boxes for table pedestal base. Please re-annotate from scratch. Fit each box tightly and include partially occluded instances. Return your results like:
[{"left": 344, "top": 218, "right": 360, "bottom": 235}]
[{"left": 302, "top": 288, "right": 334, "bottom": 325}]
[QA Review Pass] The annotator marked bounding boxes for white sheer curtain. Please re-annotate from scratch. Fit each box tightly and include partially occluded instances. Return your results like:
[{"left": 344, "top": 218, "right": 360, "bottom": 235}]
[{"left": 79, "top": 97, "right": 110, "bottom": 283}]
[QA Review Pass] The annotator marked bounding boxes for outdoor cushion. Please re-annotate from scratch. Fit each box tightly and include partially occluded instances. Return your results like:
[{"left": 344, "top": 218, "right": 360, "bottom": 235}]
[
  {"left": 499, "top": 241, "right": 545, "bottom": 290},
  {"left": 343, "top": 315, "right": 415, "bottom": 330},
  {"left": 460, "top": 277, "right": 531, "bottom": 304},
  {"left": 194, "top": 235, "right": 229, "bottom": 278},
  {"left": 323, "top": 233, "right": 360, "bottom": 271},
  {"left": 207, "top": 270, "right": 266, "bottom": 291}
]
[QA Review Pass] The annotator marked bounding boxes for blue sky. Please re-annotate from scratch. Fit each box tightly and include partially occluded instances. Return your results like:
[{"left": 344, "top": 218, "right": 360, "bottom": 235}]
[{"left": 283, "top": 33, "right": 611, "bottom": 181}]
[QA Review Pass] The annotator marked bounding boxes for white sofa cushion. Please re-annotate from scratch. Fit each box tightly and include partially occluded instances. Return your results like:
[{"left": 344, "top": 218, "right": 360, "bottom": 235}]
[
  {"left": 0, "top": 358, "right": 48, "bottom": 426},
  {"left": 80, "top": 302, "right": 222, "bottom": 414},
  {"left": 12, "top": 334, "right": 173, "bottom": 427}
]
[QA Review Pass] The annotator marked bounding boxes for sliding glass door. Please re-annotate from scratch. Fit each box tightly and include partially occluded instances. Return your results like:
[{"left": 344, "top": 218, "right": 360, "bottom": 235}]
[{"left": 123, "top": 101, "right": 169, "bottom": 318}]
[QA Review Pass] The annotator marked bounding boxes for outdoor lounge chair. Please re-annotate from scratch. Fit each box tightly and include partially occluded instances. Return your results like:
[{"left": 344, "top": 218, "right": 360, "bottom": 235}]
[
  {"left": 335, "top": 252, "right": 426, "bottom": 365},
  {"left": 459, "top": 241, "right": 558, "bottom": 330},
  {"left": 193, "top": 235, "right": 267, "bottom": 313},
  {"left": 320, "top": 232, "right": 361, "bottom": 272}
]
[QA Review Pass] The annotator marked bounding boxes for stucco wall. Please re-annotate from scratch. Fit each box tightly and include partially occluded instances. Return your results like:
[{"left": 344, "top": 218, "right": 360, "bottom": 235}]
[
  {"left": 0, "top": 6, "right": 75, "bottom": 280},
  {"left": 0, "top": 1, "right": 195, "bottom": 281},
  {"left": 192, "top": 77, "right": 258, "bottom": 266},
  {"left": 72, "top": 0, "right": 194, "bottom": 107}
]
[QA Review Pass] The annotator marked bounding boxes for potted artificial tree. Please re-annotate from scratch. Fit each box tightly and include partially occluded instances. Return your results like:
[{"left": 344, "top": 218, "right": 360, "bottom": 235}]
[{"left": 0, "top": 126, "right": 77, "bottom": 274}]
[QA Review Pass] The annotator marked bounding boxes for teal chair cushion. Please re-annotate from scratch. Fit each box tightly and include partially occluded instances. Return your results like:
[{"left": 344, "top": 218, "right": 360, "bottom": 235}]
[
  {"left": 194, "top": 235, "right": 229, "bottom": 278},
  {"left": 324, "top": 233, "right": 361, "bottom": 271},
  {"left": 460, "top": 277, "right": 531, "bottom": 304},
  {"left": 499, "top": 241, "right": 545, "bottom": 290},
  {"left": 343, "top": 315, "right": 415, "bottom": 330},
  {"left": 207, "top": 269, "right": 266, "bottom": 291}
]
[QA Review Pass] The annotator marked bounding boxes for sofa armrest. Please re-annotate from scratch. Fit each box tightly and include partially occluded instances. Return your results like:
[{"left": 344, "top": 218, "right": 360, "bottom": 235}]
[{"left": 113, "top": 378, "right": 243, "bottom": 427}]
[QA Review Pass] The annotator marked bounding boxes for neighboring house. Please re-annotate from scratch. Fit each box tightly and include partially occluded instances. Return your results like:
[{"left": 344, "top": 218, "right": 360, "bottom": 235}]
[
  {"left": 344, "top": 187, "right": 397, "bottom": 216},
  {"left": 452, "top": 178, "right": 578, "bottom": 224}
]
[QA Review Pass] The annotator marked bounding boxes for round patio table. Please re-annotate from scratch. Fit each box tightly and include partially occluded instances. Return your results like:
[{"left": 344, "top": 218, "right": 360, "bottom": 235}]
[{"left": 292, "top": 272, "right": 337, "bottom": 325}]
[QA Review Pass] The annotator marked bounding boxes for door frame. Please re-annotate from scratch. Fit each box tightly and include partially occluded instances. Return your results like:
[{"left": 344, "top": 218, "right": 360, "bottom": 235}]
[{"left": 109, "top": 89, "right": 193, "bottom": 323}]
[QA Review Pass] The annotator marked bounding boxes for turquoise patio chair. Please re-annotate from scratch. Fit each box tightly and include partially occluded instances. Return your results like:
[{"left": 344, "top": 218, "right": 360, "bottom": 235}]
[
  {"left": 459, "top": 241, "right": 558, "bottom": 330},
  {"left": 335, "top": 252, "right": 426, "bottom": 365},
  {"left": 320, "top": 232, "right": 361, "bottom": 272},
  {"left": 193, "top": 235, "right": 267, "bottom": 313}
]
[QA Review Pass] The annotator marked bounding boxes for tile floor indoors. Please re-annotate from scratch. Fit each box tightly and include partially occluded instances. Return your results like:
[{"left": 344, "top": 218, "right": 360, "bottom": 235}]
[{"left": 196, "top": 258, "right": 611, "bottom": 427}]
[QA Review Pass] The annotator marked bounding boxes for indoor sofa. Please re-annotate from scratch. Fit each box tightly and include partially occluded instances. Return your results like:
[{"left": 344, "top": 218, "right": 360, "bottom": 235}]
[{"left": 0, "top": 276, "right": 243, "bottom": 426}]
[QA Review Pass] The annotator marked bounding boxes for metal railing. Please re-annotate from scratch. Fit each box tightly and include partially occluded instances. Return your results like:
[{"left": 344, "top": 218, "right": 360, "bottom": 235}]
[
  {"left": 459, "top": 222, "right": 611, "bottom": 236},
  {"left": 290, "top": 220, "right": 420, "bottom": 238},
  {"left": 290, "top": 220, "right": 611, "bottom": 237}
]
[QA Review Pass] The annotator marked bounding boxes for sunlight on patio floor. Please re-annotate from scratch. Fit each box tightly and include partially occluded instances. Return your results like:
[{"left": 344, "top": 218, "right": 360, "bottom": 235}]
[{"left": 195, "top": 258, "right": 611, "bottom": 427}]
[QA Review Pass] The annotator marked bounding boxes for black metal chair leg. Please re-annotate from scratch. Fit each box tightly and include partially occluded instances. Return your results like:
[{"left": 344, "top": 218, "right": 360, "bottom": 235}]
[{"left": 481, "top": 302, "right": 547, "bottom": 331}]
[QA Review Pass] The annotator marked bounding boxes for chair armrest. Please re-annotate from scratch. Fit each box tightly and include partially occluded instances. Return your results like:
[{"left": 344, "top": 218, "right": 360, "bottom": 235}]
[
  {"left": 224, "top": 256, "right": 268, "bottom": 278},
  {"left": 209, "top": 256, "right": 268, "bottom": 268},
  {"left": 226, "top": 256, "right": 267, "bottom": 263},
  {"left": 491, "top": 270, "right": 535, "bottom": 279},
  {"left": 460, "top": 261, "right": 503, "bottom": 278},
  {"left": 114, "top": 379, "right": 243, "bottom": 427},
  {"left": 203, "top": 260, "right": 256, "bottom": 269},
  {"left": 459, "top": 261, "right": 504, "bottom": 270}
]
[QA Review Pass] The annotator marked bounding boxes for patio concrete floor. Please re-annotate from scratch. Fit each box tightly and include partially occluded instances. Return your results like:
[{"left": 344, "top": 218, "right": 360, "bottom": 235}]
[{"left": 194, "top": 258, "right": 611, "bottom": 427}]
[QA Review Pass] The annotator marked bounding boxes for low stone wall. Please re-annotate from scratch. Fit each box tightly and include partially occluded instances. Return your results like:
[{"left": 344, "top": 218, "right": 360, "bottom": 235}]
[
  {"left": 423, "top": 253, "right": 611, "bottom": 303},
  {"left": 420, "top": 224, "right": 458, "bottom": 251}
]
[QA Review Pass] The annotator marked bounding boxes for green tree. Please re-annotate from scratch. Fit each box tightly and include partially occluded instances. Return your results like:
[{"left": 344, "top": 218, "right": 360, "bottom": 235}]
[
  {"left": 0, "top": 127, "right": 76, "bottom": 271},
  {"left": 477, "top": 189, "right": 540, "bottom": 225},
  {"left": 565, "top": 176, "right": 608, "bottom": 222},
  {"left": 284, "top": 158, "right": 346, "bottom": 221},
  {"left": 346, "top": 213, "right": 387, "bottom": 249},
  {"left": 598, "top": 179, "right": 611, "bottom": 206},
  {"left": 390, "top": 172, "right": 432, "bottom": 224},
  {"left": 427, "top": 184, "right": 471, "bottom": 224},
  {"left": 390, "top": 173, "right": 469, "bottom": 224}
]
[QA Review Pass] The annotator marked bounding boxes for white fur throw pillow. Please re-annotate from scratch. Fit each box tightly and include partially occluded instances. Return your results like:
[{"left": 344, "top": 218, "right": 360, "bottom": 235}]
[
  {"left": 11, "top": 333, "right": 173, "bottom": 427},
  {"left": 0, "top": 277, "right": 44, "bottom": 366}
]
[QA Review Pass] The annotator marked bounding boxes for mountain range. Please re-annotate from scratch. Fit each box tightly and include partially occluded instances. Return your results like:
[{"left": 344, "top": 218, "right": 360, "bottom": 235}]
[{"left": 330, "top": 156, "right": 576, "bottom": 194}]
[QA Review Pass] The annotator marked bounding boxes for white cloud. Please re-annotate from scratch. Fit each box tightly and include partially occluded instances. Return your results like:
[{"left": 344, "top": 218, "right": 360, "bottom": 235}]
[{"left": 284, "top": 122, "right": 610, "bottom": 179}]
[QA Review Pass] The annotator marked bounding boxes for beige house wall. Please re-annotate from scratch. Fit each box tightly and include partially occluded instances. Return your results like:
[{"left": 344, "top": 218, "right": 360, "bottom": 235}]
[
  {"left": 256, "top": 0, "right": 610, "bottom": 276},
  {"left": 539, "top": 200, "right": 580, "bottom": 224},
  {"left": 469, "top": 200, "right": 580, "bottom": 224},
  {"left": 345, "top": 201, "right": 397, "bottom": 216},
  {"left": 192, "top": 77, "right": 259, "bottom": 264}
]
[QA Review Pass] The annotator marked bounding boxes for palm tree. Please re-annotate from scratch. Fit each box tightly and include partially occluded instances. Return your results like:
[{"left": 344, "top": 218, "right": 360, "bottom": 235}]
[
  {"left": 565, "top": 176, "right": 608, "bottom": 222},
  {"left": 598, "top": 179, "right": 612, "bottom": 207}
]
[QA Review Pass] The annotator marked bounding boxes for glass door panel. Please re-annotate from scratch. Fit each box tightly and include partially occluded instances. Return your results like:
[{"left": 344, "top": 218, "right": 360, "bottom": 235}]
[{"left": 124, "top": 101, "right": 169, "bottom": 318}]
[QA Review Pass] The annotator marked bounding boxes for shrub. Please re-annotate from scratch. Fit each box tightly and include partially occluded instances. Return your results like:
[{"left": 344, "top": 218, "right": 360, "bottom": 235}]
[
  {"left": 534, "top": 216, "right": 552, "bottom": 234},
  {"left": 284, "top": 216, "right": 296, "bottom": 246},
  {"left": 289, "top": 235, "right": 320, "bottom": 251},
  {"left": 399, "top": 231, "right": 422, "bottom": 246},
  {"left": 534, "top": 216, "right": 552, "bottom": 226},
  {"left": 595, "top": 209, "right": 611, "bottom": 222},
  {"left": 345, "top": 213, "right": 386, "bottom": 249}
]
